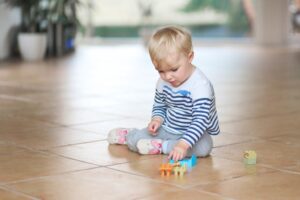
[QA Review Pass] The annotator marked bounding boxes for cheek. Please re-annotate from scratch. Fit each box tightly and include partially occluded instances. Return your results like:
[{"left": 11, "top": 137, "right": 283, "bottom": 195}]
[{"left": 159, "top": 73, "right": 166, "bottom": 80}]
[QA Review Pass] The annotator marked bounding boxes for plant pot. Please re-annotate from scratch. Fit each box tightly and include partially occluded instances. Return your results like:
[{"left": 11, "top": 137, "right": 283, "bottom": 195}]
[{"left": 18, "top": 33, "right": 47, "bottom": 61}]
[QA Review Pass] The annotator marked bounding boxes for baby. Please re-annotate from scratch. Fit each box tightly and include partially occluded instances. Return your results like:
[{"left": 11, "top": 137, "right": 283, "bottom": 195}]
[{"left": 107, "top": 25, "right": 220, "bottom": 161}]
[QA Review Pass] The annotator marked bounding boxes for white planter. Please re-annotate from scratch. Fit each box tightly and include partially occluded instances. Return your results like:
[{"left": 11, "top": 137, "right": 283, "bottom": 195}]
[{"left": 18, "top": 33, "right": 47, "bottom": 61}]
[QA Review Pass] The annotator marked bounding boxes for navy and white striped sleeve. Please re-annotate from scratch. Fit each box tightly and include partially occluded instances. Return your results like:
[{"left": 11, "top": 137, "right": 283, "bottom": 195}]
[
  {"left": 151, "top": 89, "right": 166, "bottom": 120},
  {"left": 181, "top": 98, "right": 212, "bottom": 147}
]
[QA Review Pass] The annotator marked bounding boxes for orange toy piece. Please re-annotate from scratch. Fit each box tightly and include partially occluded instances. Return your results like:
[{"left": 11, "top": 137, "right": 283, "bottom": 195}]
[{"left": 159, "top": 163, "right": 173, "bottom": 176}]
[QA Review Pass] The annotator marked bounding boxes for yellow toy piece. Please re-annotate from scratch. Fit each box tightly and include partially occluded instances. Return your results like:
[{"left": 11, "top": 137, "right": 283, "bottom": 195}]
[
  {"left": 243, "top": 150, "right": 257, "bottom": 164},
  {"left": 173, "top": 164, "right": 187, "bottom": 177}
]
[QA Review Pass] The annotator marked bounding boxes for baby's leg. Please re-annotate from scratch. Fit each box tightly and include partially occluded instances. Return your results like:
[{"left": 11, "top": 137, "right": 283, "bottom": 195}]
[
  {"left": 126, "top": 128, "right": 166, "bottom": 152},
  {"left": 162, "top": 133, "right": 213, "bottom": 157}
]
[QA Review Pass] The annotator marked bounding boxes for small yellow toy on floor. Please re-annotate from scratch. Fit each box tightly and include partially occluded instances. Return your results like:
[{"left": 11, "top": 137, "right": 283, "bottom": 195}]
[{"left": 243, "top": 150, "right": 257, "bottom": 165}]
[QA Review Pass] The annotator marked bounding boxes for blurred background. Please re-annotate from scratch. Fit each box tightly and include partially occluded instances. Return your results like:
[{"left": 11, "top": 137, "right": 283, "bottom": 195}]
[{"left": 0, "top": 0, "right": 300, "bottom": 61}]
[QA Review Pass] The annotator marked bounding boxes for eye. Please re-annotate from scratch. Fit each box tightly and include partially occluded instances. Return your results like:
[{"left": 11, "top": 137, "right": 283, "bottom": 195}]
[{"left": 171, "top": 68, "right": 178, "bottom": 72}]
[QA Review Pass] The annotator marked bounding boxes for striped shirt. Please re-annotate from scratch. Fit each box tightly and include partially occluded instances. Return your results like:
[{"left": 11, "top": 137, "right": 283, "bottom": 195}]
[{"left": 152, "top": 67, "right": 220, "bottom": 147}]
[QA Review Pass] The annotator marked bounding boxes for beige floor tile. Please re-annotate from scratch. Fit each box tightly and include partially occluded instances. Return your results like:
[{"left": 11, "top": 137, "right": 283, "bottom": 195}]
[
  {"left": 1, "top": 44, "right": 300, "bottom": 199},
  {"left": 0, "top": 147, "right": 95, "bottom": 183},
  {"left": 268, "top": 131, "right": 300, "bottom": 147},
  {"left": 110, "top": 155, "right": 274, "bottom": 188},
  {"left": 18, "top": 109, "right": 122, "bottom": 126},
  {"left": 218, "top": 95, "right": 300, "bottom": 119},
  {"left": 49, "top": 96, "right": 123, "bottom": 110},
  {"left": 220, "top": 114, "right": 298, "bottom": 138},
  {"left": 8, "top": 168, "right": 177, "bottom": 200},
  {"left": 212, "top": 140, "right": 300, "bottom": 171},
  {"left": 196, "top": 171, "right": 300, "bottom": 200},
  {"left": 138, "top": 189, "right": 229, "bottom": 200},
  {"left": 217, "top": 113, "right": 244, "bottom": 123},
  {"left": 71, "top": 118, "right": 148, "bottom": 134},
  {"left": 93, "top": 102, "right": 153, "bottom": 119},
  {"left": 0, "top": 187, "right": 33, "bottom": 200},
  {"left": 0, "top": 127, "right": 105, "bottom": 150},
  {"left": 213, "top": 131, "right": 258, "bottom": 147},
  {"left": 48, "top": 141, "right": 154, "bottom": 166},
  {"left": 0, "top": 116, "right": 55, "bottom": 133}
]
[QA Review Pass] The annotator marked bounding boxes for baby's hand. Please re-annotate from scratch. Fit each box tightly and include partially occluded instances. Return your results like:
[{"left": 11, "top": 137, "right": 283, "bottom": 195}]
[
  {"left": 147, "top": 117, "right": 162, "bottom": 136},
  {"left": 168, "top": 140, "right": 190, "bottom": 161}
]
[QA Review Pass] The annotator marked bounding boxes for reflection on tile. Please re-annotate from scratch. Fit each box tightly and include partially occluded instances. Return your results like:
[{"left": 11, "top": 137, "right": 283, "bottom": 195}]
[
  {"left": 219, "top": 99, "right": 299, "bottom": 118},
  {"left": 48, "top": 141, "right": 153, "bottom": 166},
  {"left": 139, "top": 189, "right": 228, "bottom": 200},
  {"left": 20, "top": 109, "right": 122, "bottom": 126},
  {"left": 197, "top": 171, "right": 300, "bottom": 200},
  {"left": 268, "top": 132, "right": 300, "bottom": 147},
  {"left": 71, "top": 118, "right": 148, "bottom": 135},
  {"left": 212, "top": 140, "right": 300, "bottom": 170},
  {"left": 220, "top": 114, "right": 297, "bottom": 138},
  {"left": 110, "top": 156, "right": 274, "bottom": 187},
  {"left": 9, "top": 168, "right": 177, "bottom": 200},
  {"left": 0, "top": 187, "right": 32, "bottom": 200},
  {"left": 0, "top": 148, "right": 94, "bottom": 183},
  {"left": 0, "top": 127, "right": 106, "bottom": 150},
  {"left": 213, "top": 132, "right": 258, "bottom": 147},
  {"left": 0, "top": 116, "right": 55, "bottom": 133},
  {"left": 0, "top": 44, "right": 300, "bottom": 199}
]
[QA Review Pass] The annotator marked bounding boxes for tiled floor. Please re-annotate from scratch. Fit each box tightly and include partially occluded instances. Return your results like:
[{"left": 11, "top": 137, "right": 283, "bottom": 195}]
[{"left": 0, "top": 43, "right": 300, "bottom": 199}]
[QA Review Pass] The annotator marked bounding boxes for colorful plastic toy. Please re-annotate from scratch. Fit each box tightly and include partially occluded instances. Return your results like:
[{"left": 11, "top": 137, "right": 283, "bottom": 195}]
[
  {"left": 169, "top": 154, "right": 197, "bottom": 169},
  {"left": 159, "top": 155, "right": 197, "bottom": 177},
  {"left": 243, "top": 150, "right": 257, "bottom": 164},
  {"left": 173, "top": 164, "right": 187, "bottom": 177},
  {"left": 159, "top": 163, "right": 173, "bottom": 176}
]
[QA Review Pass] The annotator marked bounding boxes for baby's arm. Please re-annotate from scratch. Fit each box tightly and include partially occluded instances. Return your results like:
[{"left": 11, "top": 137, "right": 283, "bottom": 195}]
[
  {"left": 149, "top": 82, "right": 167, "bottom": 135},
  {"left": 170, "top": 98, "right": 213, "bottom": 161}
]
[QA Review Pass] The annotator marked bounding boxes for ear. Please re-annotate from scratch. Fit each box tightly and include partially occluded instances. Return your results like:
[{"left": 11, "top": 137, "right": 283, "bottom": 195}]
[{"left": 188, "top": 51, "right": 194, "bottom": 63}]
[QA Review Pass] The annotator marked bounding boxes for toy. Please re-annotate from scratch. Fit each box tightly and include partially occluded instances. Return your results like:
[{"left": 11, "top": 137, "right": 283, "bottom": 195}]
[
  {"left": 159, "top": 155, "right": 197, "bottom": 177},
  {"left": 159, "top": 163, "right": 173, "bottom": 176},
  {"left": 243, "top": 150, "right": 257, "bottom": 164},
  {"left": 169, "top": 154, "right": 197, "bottom": 169},
  {"left": 173, "top": 164, "right": 187, "bottom": 177}
]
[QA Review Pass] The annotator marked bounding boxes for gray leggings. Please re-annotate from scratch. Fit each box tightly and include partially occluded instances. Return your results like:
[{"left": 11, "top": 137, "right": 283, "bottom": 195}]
[{"left": 126, "top": 127, "right": 213, "bottom": 157}]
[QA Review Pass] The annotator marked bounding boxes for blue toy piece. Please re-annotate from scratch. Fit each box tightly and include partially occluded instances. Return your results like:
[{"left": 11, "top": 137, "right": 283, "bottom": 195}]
[{"left": 169, "top": 155, "right": 197, "bottom": 170}]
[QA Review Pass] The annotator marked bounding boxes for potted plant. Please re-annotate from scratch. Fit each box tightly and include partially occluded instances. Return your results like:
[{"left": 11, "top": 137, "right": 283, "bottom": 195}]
[
  {"left": 3, "top": 0, "right": 49, "bottom": 61},
  {"left": 47, "top": 0, "right": 80, "bottom": 56}
]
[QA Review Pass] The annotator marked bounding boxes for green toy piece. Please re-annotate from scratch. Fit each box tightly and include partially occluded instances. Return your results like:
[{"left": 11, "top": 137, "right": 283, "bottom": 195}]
[{"left": 243, "top": 150, "right": 257, "bottom": 165}]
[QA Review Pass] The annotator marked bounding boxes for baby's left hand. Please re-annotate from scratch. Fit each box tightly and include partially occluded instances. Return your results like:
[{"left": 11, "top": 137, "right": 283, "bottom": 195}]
[{"left": 168, "top": 140, "right": 190, "bottom": 161}]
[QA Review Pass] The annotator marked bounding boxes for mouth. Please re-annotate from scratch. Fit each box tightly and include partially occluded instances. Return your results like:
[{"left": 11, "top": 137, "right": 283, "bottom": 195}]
[{"left": 169, "top": 81, "right": 177, "bottom": 86}]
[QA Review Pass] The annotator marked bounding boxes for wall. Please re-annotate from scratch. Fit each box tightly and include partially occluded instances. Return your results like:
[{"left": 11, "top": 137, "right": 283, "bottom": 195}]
[{"left": 0, "top": 5, "right": 20, "bottom": 60}]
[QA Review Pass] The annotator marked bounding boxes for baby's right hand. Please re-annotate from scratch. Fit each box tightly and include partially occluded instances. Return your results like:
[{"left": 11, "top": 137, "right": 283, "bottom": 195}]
[{"left": 147, "top": 118, "right": 162, "bottom": 136}]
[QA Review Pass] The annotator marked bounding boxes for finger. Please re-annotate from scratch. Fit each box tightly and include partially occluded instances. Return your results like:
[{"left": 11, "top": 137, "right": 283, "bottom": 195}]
[
  {"left": 147, "top": 124, "right": 152, "bottom": 132},
  {"left": 148, "top": 125, "right": 154, "bottom": 133},
  {"left": 172, "top": 153, "right": 178, "bottom": 162},
  {"left": 175, "top": 152, "right": 183, "bottom": 162}
]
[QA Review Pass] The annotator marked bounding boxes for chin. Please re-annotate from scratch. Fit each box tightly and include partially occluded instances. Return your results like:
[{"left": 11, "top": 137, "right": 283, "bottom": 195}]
[{"left": 170, "top": 82, "right": 180, "bottom": 87}]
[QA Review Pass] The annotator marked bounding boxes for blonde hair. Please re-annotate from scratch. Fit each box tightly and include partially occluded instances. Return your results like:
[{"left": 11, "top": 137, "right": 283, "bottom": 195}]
[{"left": 148, "top": 25, "right": 193, "bottom": 64}]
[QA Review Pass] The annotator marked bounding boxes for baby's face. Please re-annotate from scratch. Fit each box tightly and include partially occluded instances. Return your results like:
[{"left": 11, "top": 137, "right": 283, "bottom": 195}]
[{"left": 154, "top": 51, "right": 194, "bottom": 87}]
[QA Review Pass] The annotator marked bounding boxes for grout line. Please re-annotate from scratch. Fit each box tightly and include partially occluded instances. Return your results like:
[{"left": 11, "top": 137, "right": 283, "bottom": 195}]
[
  {"left": 4, "top": 166, "right": 101, "bottom": 186},
  {"left": 190, "top": 188, "right": 236, "bottom": 200},
  {"left": 0, "top": 185, "right": 40, "bottom": 200},
  {"left": 41, "top": 150, "right": 101, "bottom": 167}
]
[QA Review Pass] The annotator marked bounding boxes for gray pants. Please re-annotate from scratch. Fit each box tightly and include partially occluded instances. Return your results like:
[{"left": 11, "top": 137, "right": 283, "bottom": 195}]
[{"left": 126, "top": 127, "right": 213, "bottom": 157}]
